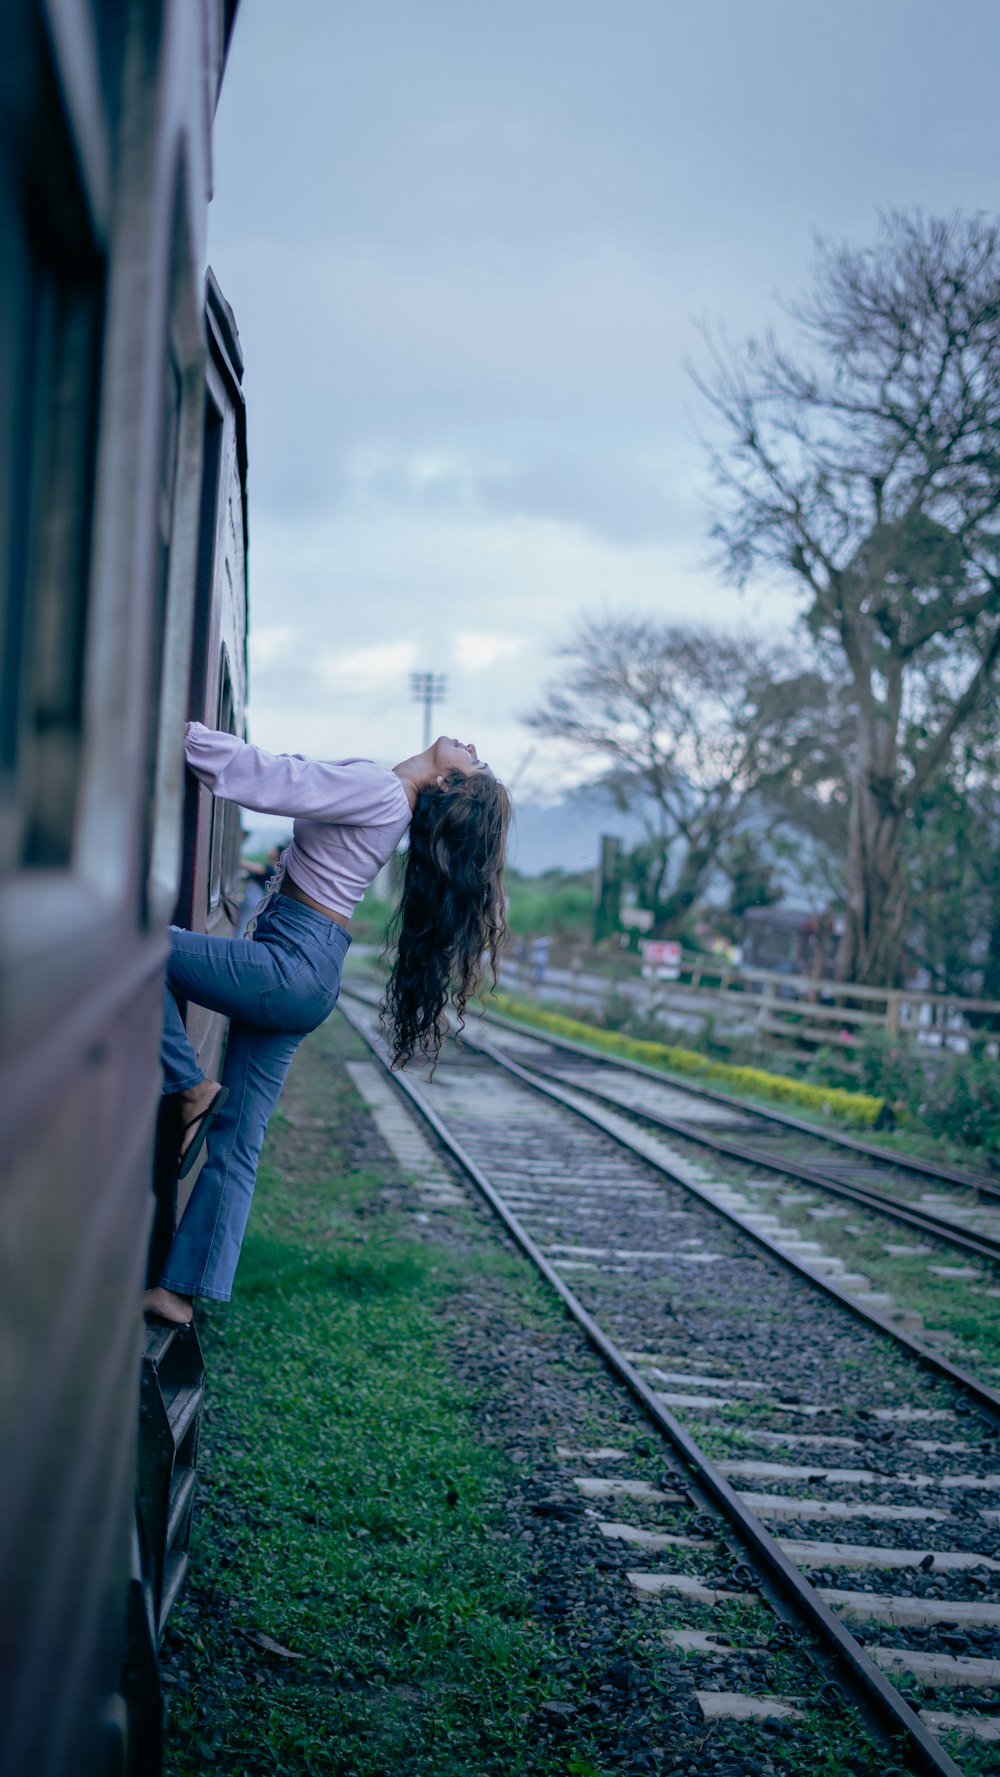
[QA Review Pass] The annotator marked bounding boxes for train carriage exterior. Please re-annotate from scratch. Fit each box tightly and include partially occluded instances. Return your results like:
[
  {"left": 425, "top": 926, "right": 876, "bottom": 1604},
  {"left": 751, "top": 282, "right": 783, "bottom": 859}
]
[
  {"left": 0, "top": 3, "right": 244, "bottom": 1773},
  {"left": 147, "top": 267, "right": 249, "bottom": 1288}
]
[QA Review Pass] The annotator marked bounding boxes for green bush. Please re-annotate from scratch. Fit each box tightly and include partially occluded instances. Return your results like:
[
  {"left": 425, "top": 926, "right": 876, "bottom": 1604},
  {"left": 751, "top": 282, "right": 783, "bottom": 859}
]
[
  {"left": 491, "top": 994, "right": 885, "bottom": 1126},
  {"left": 860, "top": 1029, "right": 1000, "bottom": 1153},
  {"left": 920, "top": 1054, "right": 1000, "bottom": 1150},
  {"left": 857, "top": 1029, "right": 922, "bottom": 1106}
]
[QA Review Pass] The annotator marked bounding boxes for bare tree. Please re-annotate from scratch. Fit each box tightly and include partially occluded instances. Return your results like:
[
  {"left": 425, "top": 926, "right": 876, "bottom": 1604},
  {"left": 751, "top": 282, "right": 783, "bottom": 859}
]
[
  {"left": 526, "top": 615, "right": 828, "bottom": 937},
  {"left": 696, "top": 212, "right": 1000, "bottom": 984}
]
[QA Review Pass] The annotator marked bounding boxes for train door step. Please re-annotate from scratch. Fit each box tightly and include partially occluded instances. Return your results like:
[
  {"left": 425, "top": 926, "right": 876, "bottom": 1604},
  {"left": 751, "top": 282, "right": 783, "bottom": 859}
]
[
  {"left": 137, "top": 1323, "right": 205, "bottom": 1618},
  {"left": 122, "top": 1321, "right": 206, "bottom": 1776},
  {"left": 158, "top": 1550, "right": 191, "bottom": 1641},
  {"left": 166, "top": 1381, "right": 203, "bottom": 1447},
  {"left": 165, "top": 1465, "right": 198, "bottom": 1551}
]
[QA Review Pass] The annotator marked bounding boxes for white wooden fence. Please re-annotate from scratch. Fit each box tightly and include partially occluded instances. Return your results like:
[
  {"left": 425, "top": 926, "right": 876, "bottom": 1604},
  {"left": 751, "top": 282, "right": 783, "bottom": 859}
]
[{"left": 501, "top": 946, "right": 1000, "bottom": 1060}]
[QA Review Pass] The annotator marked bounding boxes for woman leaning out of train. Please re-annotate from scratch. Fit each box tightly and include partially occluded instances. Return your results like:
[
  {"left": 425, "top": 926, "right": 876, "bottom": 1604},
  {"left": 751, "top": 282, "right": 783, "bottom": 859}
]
[{"left": 142, "top": 723, "right": 511, "bottom": 1328}]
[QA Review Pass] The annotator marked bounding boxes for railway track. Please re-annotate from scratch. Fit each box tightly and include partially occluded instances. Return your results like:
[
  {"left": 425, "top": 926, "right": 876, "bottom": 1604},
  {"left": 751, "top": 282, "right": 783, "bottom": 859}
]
[
  {"left": 484, "top": 1009, "right": 1000, "bottom": 1262},
  {"left": 339, "top": 986, "right": 1000, "bottom": 1774}
]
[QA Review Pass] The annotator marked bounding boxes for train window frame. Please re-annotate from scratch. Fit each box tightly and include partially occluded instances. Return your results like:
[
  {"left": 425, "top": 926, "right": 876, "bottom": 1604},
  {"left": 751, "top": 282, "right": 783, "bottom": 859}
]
[
  {"left": 142, "top": 158, "right": 210, "bottom": 932},
  {"left": 140, "top": 337, "right": 183, "bottom": 926},
  {"left": 0, "top": 24, "right": 207, "bottom": 1028},
  {"left": 0, "top": 16, "right": 107, "bottom": 880},
  {"left": 207, "top": 653, "right": 237, "bottom": 913},
  {"left": 0, "top": 6, "right": 119, "bottom": 1027}
]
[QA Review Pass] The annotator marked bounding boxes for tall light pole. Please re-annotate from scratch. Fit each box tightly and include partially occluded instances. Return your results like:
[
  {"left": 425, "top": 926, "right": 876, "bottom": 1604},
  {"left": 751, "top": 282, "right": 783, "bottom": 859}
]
[{"left": 410, "top": 671, "right": 447, "bottom": 749}]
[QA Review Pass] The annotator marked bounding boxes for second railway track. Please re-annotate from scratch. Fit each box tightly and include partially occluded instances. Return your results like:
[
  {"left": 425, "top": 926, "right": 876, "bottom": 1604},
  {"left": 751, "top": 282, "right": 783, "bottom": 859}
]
[
  {"left": 484, "top": 1009, "right": 1000, "bottom": 1264},
  {"left": 340, "top": 986, "right": 1000, "bottom": 1773}
]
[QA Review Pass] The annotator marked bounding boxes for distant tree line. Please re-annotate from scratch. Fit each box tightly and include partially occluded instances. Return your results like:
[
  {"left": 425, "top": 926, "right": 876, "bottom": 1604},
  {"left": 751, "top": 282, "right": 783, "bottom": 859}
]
[{"left": 527, "top": 212, "right": 1000, "bottom": 992}]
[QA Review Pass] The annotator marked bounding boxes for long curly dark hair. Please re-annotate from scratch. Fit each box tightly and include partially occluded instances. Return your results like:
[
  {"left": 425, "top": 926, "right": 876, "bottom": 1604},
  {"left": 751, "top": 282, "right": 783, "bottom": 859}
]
[{"left": 381, "top": 769, "right": 511, "bottom": 1066}]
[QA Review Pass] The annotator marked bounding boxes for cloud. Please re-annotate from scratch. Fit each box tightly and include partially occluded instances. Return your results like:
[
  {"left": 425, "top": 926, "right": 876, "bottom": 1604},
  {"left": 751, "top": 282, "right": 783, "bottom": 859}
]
[
  {"left": 208, "top": 0, "right": 1000, "bottom": 852},
  {"left": 243, "top": 500, "right": 800, "bottom": 786},
  {"left": 249, "top": 625, "right": 296, "bottom": 667},
  {"left": 454, "top": 631, "right": 524, "bottom": 673},
  {"left": 342, "top": 441, "right": 508, "bottom": 514},
  {"left": 321, "top": 640, "right": 418, "bottom": 684},
  {"left": 317, "top": 433, "right": 707, "bottom": 551},
  {"left": 210, "top": 233, "right": 708, "bottom": 531}
]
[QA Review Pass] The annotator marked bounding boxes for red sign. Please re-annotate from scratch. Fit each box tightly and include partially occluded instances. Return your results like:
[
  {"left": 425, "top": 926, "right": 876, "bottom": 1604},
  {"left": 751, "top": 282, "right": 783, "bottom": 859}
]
[{"left": 641, "top": 939, "right": 681, "bottom": 980}]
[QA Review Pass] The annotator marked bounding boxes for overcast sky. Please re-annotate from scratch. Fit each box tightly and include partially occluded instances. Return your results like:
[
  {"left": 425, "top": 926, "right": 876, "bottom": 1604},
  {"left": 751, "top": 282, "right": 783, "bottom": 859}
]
[{"left": 207, "top": 0, "right": 1000, "bottom": 818}]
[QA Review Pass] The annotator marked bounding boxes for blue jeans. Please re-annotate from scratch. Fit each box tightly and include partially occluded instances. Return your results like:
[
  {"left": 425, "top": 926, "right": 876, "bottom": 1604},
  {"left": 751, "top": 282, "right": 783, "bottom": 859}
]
[{"left": 158, "top": 894, "right": 350, "bottom": 1300}]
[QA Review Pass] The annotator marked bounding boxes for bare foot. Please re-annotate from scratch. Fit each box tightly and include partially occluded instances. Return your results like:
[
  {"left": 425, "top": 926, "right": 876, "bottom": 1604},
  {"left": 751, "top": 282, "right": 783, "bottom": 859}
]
[
  {"left": 143, "top": 1286, "right": 194, "bottom": 1325},
  {"left": 179, "top": 1079, "right": 223, "bottom": 1163}
]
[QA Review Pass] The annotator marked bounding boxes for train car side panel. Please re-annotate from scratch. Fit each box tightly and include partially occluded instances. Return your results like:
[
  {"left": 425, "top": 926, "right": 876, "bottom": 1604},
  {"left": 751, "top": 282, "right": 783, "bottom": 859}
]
[{"left": 0, "top": 3, "right": 237, "bottom": 1772}]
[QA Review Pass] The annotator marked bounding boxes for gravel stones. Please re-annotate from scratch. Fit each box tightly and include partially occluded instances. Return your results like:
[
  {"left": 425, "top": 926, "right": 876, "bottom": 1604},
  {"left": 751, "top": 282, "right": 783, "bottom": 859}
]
[{"left": 336, "top": 1005, "right": 1000, "bottom": 1768}]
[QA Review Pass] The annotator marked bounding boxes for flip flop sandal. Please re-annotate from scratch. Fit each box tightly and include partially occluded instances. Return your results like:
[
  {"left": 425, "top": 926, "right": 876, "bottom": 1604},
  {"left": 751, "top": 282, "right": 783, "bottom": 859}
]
[
  {"left": 144, "top": 1309, "right": 194, "bottom": 1330},
  {"left": 177, "top": 1086, "right": 230, "bottom": 1180}
]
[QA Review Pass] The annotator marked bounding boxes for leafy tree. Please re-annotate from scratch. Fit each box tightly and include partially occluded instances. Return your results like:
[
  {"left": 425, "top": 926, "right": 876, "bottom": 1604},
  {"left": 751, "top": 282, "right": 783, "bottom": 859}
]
[
  {"left": 525, "top": 615, "right": 830, "bottom": 938},
  {"left": 749, "top": 666, "right": 859, "bottom": 915},
  {"left": 719, "top": 830, "right": 782, "bottom": 932},
  {"left": 696, "top": 212, "right": 1000, "bottom": 984},
  {"left": 903, "top": 696, "right": 1000, "bottom": 997}
]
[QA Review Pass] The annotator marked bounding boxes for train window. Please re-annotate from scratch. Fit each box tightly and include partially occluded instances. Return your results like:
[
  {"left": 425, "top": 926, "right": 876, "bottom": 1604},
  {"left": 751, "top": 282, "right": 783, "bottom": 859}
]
[
  {"left": 139, "top": 343, "right": 182, "bottom": 926},
  {"left": 142, "top": 151, "right": 207, "bottom": 932},
  {"left": 0, "top": 29, "right": 104, "bottom": 876},
  {"left": 208, "top": 656, "right": 237, "bottom": 910}
]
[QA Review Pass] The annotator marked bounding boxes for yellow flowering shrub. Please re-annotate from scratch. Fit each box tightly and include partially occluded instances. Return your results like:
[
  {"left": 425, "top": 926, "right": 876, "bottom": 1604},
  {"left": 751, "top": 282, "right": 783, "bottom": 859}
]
[{"left": 488, "top": 993, "right": 885, "bottom": 1127}]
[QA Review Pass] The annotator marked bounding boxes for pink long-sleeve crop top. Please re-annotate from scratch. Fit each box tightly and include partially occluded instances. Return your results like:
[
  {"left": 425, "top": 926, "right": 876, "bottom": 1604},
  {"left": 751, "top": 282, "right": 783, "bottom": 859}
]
[{"left": 185, "top": 723, "right": 412, "bottom": 919}]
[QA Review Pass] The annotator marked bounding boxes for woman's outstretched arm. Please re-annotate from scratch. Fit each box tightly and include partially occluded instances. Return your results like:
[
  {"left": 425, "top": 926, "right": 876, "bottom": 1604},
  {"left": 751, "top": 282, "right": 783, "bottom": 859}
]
[{"left": 184, "top": 723, "right": 407, "bottom": 824}]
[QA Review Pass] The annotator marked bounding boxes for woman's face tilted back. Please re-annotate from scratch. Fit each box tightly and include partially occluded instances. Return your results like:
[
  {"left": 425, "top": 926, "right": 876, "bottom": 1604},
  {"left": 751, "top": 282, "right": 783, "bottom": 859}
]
[{"left": 430, "top": 735, "right": 493, "bottom": 782}]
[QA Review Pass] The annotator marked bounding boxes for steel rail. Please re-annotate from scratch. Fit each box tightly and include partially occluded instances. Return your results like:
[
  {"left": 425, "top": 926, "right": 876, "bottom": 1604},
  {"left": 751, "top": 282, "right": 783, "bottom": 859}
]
[
  {"left": 519, "top": 1057, "right": 1000, "bottom": 1268},
  {"left": 482, "top": 1006, "right": 1000, "bottom": 1202},
  {"left": 456, "top": 1026, "right": 1000, "bottom": 1424},
  {"left": 340, "top": 984, "right": 1000, "bottom": 1257},
  {"left": 338, "top": 996, "right": 965, "bottom": 1777}
]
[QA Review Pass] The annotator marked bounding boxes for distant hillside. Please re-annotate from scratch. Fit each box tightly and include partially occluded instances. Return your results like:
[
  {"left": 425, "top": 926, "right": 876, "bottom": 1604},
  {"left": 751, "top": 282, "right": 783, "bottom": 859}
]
[
  {"left": 508, "top": 791, "right": 647, "bottom": 876},
  {"left": 246, "top": 783, "right": 827, "bottom": 903},
  {"left": 241, "top": 791, "right": 640, "bottom": 878}
]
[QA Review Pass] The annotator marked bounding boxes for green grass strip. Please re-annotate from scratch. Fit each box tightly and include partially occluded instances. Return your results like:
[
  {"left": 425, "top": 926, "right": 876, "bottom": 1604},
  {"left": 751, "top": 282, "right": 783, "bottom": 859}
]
[
  {"left": 490, "top": 992, "right": 885, "bottom": 1127},
  {"left": 164, "top": 1033, "right": 565, "bottom": 1777}
]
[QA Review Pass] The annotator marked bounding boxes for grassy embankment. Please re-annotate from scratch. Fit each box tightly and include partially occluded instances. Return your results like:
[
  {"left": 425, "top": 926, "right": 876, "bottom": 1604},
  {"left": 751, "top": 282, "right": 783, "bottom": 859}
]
[{"left": 163, "top": 1022, "right": 569, "bottom": 1777}]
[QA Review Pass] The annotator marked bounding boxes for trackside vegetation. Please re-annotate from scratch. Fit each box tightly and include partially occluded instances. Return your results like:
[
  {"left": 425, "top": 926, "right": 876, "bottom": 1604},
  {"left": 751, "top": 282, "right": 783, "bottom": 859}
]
[
  {"left": 163, "top": 1050, "right": 567, "bottom": 1776},
  {"left": 489, "top": 992, "right": 886, "bottom": 1127}
]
